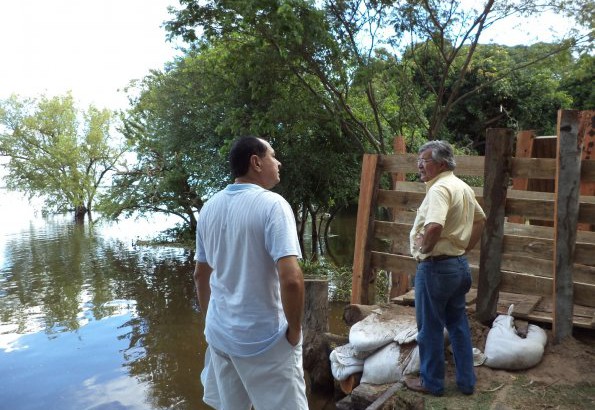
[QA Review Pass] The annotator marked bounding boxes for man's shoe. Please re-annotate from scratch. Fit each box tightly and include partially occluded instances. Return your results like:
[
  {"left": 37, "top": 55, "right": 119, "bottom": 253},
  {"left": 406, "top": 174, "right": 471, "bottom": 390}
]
[
  {"left": 404, "top": 378, "right": 443, "bottom": 397},
  {"left": 459, "top": 387, "right": 474, "bottom": 395}
]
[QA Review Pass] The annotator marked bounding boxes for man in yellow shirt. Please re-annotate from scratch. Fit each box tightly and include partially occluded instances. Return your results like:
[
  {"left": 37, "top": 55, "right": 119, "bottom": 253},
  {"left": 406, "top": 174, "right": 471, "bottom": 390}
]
[{"left": 405, "top": 140, "right": 485, "bottom": 396}]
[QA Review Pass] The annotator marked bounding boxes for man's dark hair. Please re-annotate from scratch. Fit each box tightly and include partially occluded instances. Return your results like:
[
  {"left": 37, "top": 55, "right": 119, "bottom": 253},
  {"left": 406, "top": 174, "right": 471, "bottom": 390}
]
[{"left": 229, "top": 136, "right": 267, "bottom": 178}]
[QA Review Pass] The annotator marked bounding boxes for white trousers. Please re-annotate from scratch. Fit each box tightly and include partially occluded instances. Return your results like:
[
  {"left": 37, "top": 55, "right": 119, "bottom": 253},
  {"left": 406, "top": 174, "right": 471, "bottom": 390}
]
[{"left": 201, "top": 335, "right": 309, "bottom": 410}]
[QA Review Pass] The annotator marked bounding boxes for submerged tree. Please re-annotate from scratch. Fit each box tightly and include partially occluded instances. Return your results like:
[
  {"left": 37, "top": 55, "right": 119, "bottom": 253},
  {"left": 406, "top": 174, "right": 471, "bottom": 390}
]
[{"left": 0, "top": 93, "right": 125, "bottom": 222}]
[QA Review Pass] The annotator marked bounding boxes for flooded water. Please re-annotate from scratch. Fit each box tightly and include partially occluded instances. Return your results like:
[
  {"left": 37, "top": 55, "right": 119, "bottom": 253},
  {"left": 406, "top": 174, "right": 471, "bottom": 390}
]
[{"left": 0, "top": 190, "right": 353, "bottom": 410}]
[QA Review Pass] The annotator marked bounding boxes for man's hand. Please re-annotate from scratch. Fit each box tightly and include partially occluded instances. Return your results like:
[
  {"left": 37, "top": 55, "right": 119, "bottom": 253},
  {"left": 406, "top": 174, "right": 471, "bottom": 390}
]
[{"left": 286, "top": 326, "right": 301, "bottom": 346}]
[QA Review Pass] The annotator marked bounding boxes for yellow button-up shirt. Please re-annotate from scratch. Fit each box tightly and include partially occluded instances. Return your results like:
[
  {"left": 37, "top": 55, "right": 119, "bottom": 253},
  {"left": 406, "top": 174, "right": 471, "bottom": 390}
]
[{"left": 410, "top": 171, "right": 485, "bottom": 260}]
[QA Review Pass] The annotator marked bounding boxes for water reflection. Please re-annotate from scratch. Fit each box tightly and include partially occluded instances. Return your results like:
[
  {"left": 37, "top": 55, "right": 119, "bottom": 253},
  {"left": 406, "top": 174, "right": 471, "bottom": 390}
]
[{"left": 0, "top": 191, "right": 354, "bottom": 410}]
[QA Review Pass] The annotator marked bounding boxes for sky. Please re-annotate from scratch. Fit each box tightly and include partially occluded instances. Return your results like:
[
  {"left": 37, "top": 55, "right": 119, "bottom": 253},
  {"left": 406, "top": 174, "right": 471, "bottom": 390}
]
[
  {"left": 0, "top": 1, "right": 578, "bottom": 111},
  {"left": 0, "top": 0, "right": 181, "bottom": 110}
]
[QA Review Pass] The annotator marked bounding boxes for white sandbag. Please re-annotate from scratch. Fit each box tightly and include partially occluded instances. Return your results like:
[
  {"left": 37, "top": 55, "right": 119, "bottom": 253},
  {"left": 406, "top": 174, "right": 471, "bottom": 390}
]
[
  {"left": 394, "top": 327, "right": 418, "bottom": 344},
  {"left": 361, "top": 342, "right": 402, "bottom": 384},
  {"left": 526, "top": 323, "right": 548, "bottom": 346},
  {"left": 349, "top": 313, "right": 417, "bottom": 352},
  {"left": 401, "top": 345, "right": 420, "bottom": 376},
  {"left": 329, "top": 343, "right": 369, "bottom": 381},
  {"left": 360, "top": 342, "right": 421, "bottom": 385},
  {"left": 484, "top": 305, "right": 548, "bottom": 370}
]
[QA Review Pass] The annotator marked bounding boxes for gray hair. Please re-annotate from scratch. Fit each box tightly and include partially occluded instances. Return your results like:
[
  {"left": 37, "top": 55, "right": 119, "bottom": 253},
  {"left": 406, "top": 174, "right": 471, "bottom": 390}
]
[{"left": 418, "top": 140, "right": 456, "bottom": 170}]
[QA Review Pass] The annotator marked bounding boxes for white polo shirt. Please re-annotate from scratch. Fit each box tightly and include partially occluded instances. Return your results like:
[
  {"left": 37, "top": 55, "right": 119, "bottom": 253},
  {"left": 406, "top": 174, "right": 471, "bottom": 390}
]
[{"left": 195, "top": 183, "right": 302, "bottom": 357}]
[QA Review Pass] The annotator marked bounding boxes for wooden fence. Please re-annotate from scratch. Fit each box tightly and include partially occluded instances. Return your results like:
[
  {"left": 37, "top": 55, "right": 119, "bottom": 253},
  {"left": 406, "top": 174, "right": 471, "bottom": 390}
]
[{"left": 350, "top": 110, "right": 595, "bottom": 343}]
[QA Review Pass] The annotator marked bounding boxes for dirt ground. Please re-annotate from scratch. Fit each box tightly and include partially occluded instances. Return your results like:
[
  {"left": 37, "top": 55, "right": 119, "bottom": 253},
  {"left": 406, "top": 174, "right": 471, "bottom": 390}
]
[
  {"left": 326, "top": 304, "right": 595, "bottom": 409},
  {"left": 418, "top": 317, "right": 595, "bottom": 409}
]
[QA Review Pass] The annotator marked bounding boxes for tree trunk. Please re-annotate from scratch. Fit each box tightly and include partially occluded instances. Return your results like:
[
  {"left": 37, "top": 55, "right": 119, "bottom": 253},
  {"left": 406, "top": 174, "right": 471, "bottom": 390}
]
[
  {"left": 74, "top": 205, "right": 87, "bottom": 224},
  {"left": 308, "top": 206, "right": 319, "bottom": 260},
  {"left": 303, "top": 279, "right": 334, "bottom": 392},
  {"left": 298, "top": 205, "right": 307, "bottom": 258}
]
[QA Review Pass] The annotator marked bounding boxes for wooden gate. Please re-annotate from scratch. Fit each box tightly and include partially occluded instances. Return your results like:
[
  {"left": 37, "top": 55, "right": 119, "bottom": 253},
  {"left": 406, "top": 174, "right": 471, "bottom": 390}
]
[{"left": 350, "top": 110, "right": 595, "bottom": 343}]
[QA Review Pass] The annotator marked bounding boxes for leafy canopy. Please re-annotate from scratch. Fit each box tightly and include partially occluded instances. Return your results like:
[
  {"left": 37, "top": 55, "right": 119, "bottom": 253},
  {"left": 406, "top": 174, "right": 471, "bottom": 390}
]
[{"left": 0, "top": 93, "right": 125, "bottom": 219}]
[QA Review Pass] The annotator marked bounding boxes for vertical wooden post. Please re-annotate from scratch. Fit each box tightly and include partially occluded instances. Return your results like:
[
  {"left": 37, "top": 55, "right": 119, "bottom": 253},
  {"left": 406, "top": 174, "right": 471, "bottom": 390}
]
[
  {"left": 508, "top": 130, "right": 535, "bottom": 224},
  {"left": 351, "top": 154, "right": 381, "bottom": 305},
  {"left": 475, "top": 128, "right": 514, "bottom": 323},
  {"left": 578, "top": 111, "right": 595, "bottom": 231},
  {"left": 390, "top": 136, "right": 409, "bottom": 299},
  {"left": 553, "top": 110, "right": 583, "bottom": 343}
]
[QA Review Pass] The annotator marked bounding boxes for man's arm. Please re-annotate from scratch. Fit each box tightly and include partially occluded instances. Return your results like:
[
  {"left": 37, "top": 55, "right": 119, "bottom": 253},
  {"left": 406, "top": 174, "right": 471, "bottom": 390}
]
[
  {"left": 415, "top": 222, "right": 443, "bottom": 254},
  {"left": 193, "top": 261, "right": 213, "bottom": 314},
  {"left": 466, "top": 218, "right": 485, "bottom": 252},
  {"left": 277, "top": 255, "right": 304, "bottom": 346}
]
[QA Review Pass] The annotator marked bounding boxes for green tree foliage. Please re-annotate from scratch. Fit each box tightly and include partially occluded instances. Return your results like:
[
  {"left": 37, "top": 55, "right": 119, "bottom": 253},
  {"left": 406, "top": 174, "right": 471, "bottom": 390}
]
[
  {"left": 559, "top": 54, "right": 595, "bottom": 109},
  {"left": 96, "top": 57, "right": 223, "bottom": 234},
  {"left": 433, "top": 43, "right": 575, "bottom": 152},
  {"left": 107, "top": 36, "right": 362, "bottom": 254},
  {"left": 0, "top": 93, "right": 123, "bottom": 222},
  {"left": 106, "top": 0, "right": 590, "bottom": 251},
  {"left": 164, "top": 0, "right": 590, "bottom": 149}
]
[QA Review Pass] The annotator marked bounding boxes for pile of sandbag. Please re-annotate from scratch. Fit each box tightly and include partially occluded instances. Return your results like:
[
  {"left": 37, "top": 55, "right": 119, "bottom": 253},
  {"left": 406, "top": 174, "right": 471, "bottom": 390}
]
[{"left": 329, "top": 311, "right": 420, "bottom": 385}]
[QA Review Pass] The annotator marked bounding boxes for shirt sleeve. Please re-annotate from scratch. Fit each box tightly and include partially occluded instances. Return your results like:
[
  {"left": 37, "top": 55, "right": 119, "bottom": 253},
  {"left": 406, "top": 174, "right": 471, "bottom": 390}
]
[
  {"left": 265, "top": 198, "right": 302, "bottom": 262},
  {"left": 423, "top": 185, "right": 450, "bottom": 227},
  {"left": 195, "top": 214, "right": 207, "bottom": 263},
  {"left": 474, "top": 198, "right": 486, "bottom": 221}
]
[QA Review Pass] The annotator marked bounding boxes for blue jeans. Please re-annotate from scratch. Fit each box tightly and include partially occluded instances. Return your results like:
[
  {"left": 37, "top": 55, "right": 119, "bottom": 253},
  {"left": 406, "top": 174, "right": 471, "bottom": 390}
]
[{"left": 414, "top": 256, "right": 475, "bottom": 395}]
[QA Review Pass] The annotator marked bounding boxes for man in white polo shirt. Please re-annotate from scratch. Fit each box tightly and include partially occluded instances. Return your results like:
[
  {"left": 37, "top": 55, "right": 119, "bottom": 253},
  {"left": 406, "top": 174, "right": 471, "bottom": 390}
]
[
  {"left": 194, "top": 136, "right": 308, "bottom": 409},
  {"left": 405, "top": 140, "right": 485, "bottom": 397}
]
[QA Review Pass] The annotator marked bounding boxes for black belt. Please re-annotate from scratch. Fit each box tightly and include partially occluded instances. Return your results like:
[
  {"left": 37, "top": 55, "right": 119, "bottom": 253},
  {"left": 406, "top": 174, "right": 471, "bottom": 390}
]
[{"left": 418, "top": 255, "right": 459, "bottom": 263}]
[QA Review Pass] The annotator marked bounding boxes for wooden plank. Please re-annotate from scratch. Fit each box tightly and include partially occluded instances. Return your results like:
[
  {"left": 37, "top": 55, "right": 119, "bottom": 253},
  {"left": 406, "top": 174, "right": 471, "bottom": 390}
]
[
  {"left": 505, "top": 193, "right": 595, "bottom": 224},
  {"left": 497, "top": 270, "right": 595, "bottom": 308},
  {"left": 396, "top": 288, "right": 594, "bottom": 329},
  {"left": 509, "top": 130, "right": 535, "bottom": 224},
  {"left": 578, "top": 111, "right": 595, "bottom": 231},
  {"left": 393, "top": 211, "right": 416, "bottom": 224},
  {"left": 370, "top": 251, "right": 417, "bottom": 274},
  {"left": 377, "top": 189, "right": 425, "bottom": 210},
  {"left": 553, "top": 110, "right": 583, "bottom": 343},
  {"left": 391, "top": 136, "right": 407, "bottom": 186},
  {"left": 502, "top": 234, "right": 552, "bottom": 260},
  {"left": 380, "top": 153, "right": 485, "bottom": 177},
  {"left": 375, "top": 219, "right": 594, "bottom": 278},
  {"left": 379, "top": 153, "right": 418, "bottom": 174},
  {"left": 504, "top": 221, "right": 595, "bottom": 243},
  {"left": 528, "top": 137, "right": 557, "bottom": 197},
  {"left": 392, "top": 288, "right": 416, "bottom": 305},
  {"left": 380, "top": 185, "right": 595, "bottom": 225},
  {"left": 574, "top": 241, "right": 595, "bottom": 267},
  {"left": 512, "top": 130, "right": 535, "bottom": 190},
  {"left": 496, "top": 292, "right": 542, "bottom": 319},
  {"left": 501, "top": 256, "right": 594, "bottom": 283},
  {"left": 389, "top": 136, "right": 409, "bottom": 298},
  {"left": 476, "top": 128, "right": 515, "bottom": 323},
  {"left": 374, "top": 221, "right": 410, "bottom": 245},
  {"left": 351, "top": 154, "right": 380, "bottom": 305},
  {"left": 571, "top": 304, "right": 595, "bottom": 319},
  {"left": 583, "top": 159, "right": 595, "bottom": 181},
  {"left": 511, "top": 157, "right": 556, "bottom": 179},
  {"left": 531, "top": 297, "right": 595, "bottom": 329},
  {"left": 365, "top": 383, "right": 402, "bottom": 410}
]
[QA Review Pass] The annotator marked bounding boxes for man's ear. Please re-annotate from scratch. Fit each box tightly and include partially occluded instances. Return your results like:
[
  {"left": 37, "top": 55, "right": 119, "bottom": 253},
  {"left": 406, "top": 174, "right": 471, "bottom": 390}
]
[{"left": 250, "top": 154, "right": 261, "bottom": 171}]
